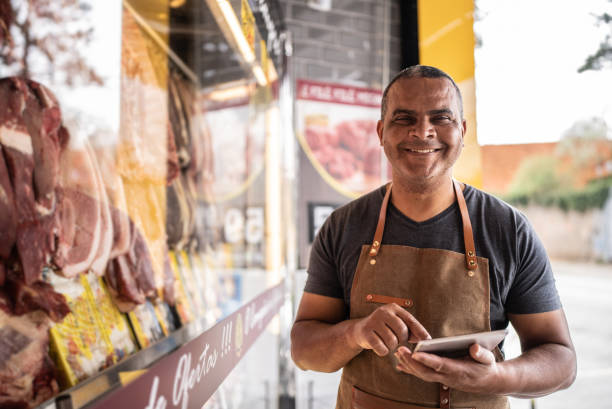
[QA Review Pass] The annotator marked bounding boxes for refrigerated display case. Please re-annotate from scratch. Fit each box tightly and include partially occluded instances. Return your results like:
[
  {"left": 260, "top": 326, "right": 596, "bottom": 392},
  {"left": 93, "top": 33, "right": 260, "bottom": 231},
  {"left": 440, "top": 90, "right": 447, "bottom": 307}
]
[{"left": 0, "top": 0, "right": 291, "bottom": 408}]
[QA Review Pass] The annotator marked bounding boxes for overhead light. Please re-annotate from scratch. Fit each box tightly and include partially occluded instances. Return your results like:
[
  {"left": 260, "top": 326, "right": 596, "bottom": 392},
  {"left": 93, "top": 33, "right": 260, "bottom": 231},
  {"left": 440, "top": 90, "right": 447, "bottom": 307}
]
[
  {"left": 214, "top": 0, "right": 256, "bottom": 64},
  {"left": 207, "top": 83, "right": 252, "bottom": 101},
  {"left": 252, "top": 65, "right": 267, "bottom": 87},
  {"left": 307, "top": 0, "right": 332, "bottom": 12},
  {"left": 205, "top": 0, "right": 268, "bottom": 86}
]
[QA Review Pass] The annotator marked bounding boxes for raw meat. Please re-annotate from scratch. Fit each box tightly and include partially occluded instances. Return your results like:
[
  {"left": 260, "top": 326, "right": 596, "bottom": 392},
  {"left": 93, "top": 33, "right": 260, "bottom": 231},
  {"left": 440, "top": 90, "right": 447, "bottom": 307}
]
[
  {"left": 168, "top": 72, "right": 191, "bottom": 168},
  {"left": 93, "top": 145, "right": 130, "bottom": 259},
  {"left": 87, "top": 146, "right": 113, "bottom": 276},
  {"left": 3, "top": 277, "right": 69, "bottom": 323},
  {"left": 0, "top": 146, "right": 16, "bottom": 259},
  {"left": 104, "top": 220, "right": 157, "bottom": 312},
  {"left": 55, "top": 141, "right": 102, "bottom": 277},
  {"left": 0, "top": 308, "right": 59, "bottom": 408},
  {"left": 166, "top": 175, "right": 191, "bottom": 250},
  {"left": 0, "top": 78, "right": 63, "bottom": 284}
]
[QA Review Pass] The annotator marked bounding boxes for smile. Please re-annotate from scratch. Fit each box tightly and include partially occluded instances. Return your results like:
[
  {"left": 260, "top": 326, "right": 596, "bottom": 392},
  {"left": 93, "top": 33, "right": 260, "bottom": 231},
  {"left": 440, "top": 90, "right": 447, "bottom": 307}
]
[{"left": 405, "top": 148, "right": 439, "bottom": 153}]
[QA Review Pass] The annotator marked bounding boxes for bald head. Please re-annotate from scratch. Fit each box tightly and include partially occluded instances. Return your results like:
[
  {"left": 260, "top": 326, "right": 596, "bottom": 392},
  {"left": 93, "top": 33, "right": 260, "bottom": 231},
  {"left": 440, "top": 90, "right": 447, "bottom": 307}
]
[{"left": 381, "top": 65, "right": 463, "bottom": 120}]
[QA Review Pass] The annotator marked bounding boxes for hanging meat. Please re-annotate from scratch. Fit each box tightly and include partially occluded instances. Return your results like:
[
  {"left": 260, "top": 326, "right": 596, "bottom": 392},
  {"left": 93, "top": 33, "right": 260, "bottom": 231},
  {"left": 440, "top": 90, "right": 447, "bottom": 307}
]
[
  {"left": 105, "top": 219, "right": 157, "bottom": 312},
  {"left": 87, "top": 145, "right": 113, "bottom": 276},
  {"left": 92, "top": 143, "right": 131, "bottom": 259},
  {"left": 0, "top": 145, "right": 16, "bottom": 260},
  {"left": 0, "top": 77, "right": 64, "bottom": 285},
  {"left": 168, "top": 70, "right": 192, "bottom": 168},
  {"left": 54, "top": 140, "right": 103, "bottom": 278}
]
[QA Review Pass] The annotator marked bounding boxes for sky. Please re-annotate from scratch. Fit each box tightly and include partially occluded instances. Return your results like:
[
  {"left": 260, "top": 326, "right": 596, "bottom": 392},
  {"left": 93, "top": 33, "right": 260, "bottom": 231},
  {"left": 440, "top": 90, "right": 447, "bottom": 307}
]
[{"left": 474, "top": 0, "right": 612, "bottom": 145}]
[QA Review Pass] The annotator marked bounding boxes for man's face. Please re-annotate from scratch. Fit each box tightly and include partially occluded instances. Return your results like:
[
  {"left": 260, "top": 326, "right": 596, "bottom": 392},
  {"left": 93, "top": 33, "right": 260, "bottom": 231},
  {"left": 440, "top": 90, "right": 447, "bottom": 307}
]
[{"left": 377, "top": 77, "right": 466, "bottom": 186}]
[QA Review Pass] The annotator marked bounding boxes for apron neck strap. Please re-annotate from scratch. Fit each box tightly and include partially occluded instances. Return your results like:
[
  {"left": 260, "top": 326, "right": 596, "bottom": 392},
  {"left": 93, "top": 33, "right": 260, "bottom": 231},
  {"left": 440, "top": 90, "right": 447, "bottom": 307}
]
[
  {"left": 369, "top": 183, "right": 392, "bottom": 257},
  {"left": 453, "top": 179, "right": 478, "bottom": 270},
  {"left": 368, "top": 180, "right": 478, "bottom": 270}
]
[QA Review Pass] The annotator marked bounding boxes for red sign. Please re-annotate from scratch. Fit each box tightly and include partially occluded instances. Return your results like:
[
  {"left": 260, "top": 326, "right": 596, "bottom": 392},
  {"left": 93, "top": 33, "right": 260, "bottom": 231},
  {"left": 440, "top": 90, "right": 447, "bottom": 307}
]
[
  {"left": 88, "top": 282, "right": 285, "bottom": 409},
  {"left": 296, "top": 79, "right": 381, "bottom": 108}
]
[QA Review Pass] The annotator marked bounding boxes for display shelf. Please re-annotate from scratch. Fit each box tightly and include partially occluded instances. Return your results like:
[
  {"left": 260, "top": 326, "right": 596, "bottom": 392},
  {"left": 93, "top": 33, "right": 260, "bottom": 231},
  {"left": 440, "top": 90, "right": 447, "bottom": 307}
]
[
  {"left": 36, "top": 317, "right": 208, "bottom": 409},
  {"left": 34, "top": 280, "right": 284, "bottom": 409}
]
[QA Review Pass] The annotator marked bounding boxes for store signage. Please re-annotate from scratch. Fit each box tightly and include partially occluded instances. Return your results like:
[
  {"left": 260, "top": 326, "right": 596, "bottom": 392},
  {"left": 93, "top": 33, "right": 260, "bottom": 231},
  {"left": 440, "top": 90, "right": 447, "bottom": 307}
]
[
  {"left": 308, "top": 203, "right": 338, "bottom": 242},
  {"left": 296, "top": 80, "right": 381, "bottom": 108},
  {"left": 88, "top": 282, "right": 285, "bottom": 409}
]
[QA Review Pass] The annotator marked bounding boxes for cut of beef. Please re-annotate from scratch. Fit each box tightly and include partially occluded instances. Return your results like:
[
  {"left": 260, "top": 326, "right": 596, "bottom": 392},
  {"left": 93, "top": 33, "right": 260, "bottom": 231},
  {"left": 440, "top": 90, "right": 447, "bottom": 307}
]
[
  {"left": 93, "top": 145, "right": 130, "bottom": 259},
  {"left": 104, "top": 219, "right": 157, "bottom": 312},
  {"left": 0, "top": 146, "right": 16, "bottom": 259},
  {"left": 88, "top": 146, "right": 113, "bottom": 276},
  {"left": 5, "top": 278, "right": 69, "bottom": 323},
  {"left": 23, "top": 80, "right": 62, "bottom": 214},
  {"left": 166, "top": 175, "right": 191, "bottom": 250},
  {"left": 167, "top": 124, "right": 180, "bottom": 185},
  {"left": 0, "top": 80, "right": 49, "bottom": 284},
  {"left": 0, "top": 309, "right": 59, "bottom": 408},
  {"left": 55, "top": 142, "right": 102, "bottom": 277},
  {"left": 168, "top": 72, "right": 191, "bottom": 168}
]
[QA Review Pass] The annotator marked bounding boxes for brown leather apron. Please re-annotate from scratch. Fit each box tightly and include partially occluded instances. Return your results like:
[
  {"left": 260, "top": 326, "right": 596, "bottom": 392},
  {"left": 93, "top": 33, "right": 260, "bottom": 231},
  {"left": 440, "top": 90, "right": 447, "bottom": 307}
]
[{"left": 336, "top": 180, "right": 509, "bottom": 409}]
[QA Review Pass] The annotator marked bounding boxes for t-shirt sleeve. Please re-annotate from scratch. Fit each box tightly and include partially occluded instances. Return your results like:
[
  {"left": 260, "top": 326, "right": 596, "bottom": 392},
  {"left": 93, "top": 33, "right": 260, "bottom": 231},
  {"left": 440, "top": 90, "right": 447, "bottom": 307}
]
[
  {"left": 505, "top": 213, "right": 562, "bottom": 314},
  {"left": 303, "top": 214, "right": 344, "bottom": 299}
]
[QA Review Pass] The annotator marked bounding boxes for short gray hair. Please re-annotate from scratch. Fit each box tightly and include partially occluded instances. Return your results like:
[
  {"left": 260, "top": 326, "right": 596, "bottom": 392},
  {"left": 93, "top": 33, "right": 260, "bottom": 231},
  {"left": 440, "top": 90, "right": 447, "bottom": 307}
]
[{"left": 380, "top": 65, "right": 463, "bottom": 120}]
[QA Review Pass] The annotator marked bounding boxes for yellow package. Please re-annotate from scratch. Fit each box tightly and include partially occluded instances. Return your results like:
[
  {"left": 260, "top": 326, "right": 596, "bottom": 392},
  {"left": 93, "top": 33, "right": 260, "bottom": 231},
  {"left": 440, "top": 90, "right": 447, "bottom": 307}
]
[
  {"left": 168, "top": 251, "right": 195, "bottom": 325},
  {"left": 48, "top": 273, "right": 114, "bottom": 388},
  {"left": 177, "top": 250, "right": 206, "bottom": 318},
  {"left": 85, "top": 275, "right": 138, "bottom": 362},
  {"left": 127, "top": 300, "right": 165, "bottom": 349}
]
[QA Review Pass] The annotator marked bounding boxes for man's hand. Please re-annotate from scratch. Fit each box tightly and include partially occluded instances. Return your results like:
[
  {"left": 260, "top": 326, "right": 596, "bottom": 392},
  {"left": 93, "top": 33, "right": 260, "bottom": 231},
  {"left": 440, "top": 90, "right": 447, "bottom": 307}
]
[
  {"left": 394, "top": 343, "right": 501, "bottom": 393},
  {"left": 352, "top": 303, "right": 431, "bottom": 357}
]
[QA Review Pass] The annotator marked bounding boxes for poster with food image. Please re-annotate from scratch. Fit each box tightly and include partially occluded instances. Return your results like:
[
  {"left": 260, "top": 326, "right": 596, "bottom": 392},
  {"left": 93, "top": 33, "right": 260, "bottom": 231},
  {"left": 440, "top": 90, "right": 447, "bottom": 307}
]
[
  {"left": 296, "top": 80, "right": 387, "bottom": 198},
  {"left": 200, "top": 95, "right": 266, "bottom": 202},
  {"left": 197, "top": 89, "right": 267, "bottom": 270}
]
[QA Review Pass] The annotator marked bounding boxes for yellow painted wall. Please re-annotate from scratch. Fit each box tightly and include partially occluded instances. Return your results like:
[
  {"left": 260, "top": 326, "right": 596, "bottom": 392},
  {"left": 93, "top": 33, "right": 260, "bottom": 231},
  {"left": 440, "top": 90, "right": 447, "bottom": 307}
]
[{"left": 417, "top": 0, "right": 482, "bottom": 188}]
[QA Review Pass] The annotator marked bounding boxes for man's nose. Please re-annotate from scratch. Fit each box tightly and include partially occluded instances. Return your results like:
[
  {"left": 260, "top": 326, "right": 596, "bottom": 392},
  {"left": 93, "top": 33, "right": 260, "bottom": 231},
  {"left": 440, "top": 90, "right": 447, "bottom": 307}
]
[{"left": 410, "top": 119, "right": 434, "bottom": 139}]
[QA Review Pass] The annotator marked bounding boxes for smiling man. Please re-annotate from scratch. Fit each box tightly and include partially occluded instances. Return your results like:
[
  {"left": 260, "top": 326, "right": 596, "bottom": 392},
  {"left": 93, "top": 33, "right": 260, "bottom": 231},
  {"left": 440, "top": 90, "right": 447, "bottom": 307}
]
[{"left": 290, "top": 65, "right": 576, "bottom": 409}]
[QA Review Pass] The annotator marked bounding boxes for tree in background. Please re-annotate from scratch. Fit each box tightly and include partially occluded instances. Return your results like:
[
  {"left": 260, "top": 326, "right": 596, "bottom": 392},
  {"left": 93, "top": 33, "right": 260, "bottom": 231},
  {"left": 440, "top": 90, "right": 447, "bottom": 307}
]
[
  {"left": 579, "top": 0, "right": 612, "bottom": 72},
  {"left": 557, "top": 117, "right": 610, "bottom": 168},
  {"left": 505, "top": 117, "right": 612, "bottom": 211},
  {"left": 0, "top": 0, "right": 102, "bottom": 86}
]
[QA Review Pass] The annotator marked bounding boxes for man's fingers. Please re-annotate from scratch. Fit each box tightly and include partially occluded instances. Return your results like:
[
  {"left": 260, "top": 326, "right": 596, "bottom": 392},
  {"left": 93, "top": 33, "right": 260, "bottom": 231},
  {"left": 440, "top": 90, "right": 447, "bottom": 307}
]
[
  {"left": 383, "top": 314, "right": 410, "bottom": 344},
  {"left": 469, "top": 344, "right": 495, "bottom": 364},
  {"left": 394, "top": 307, "right": 431, "bottom": 341},
  {"left": 370, "top": 330, "right": 390, "bottom": 356},
  {"left": 374, "top": 325, "right": 399, "bottom": 354}
]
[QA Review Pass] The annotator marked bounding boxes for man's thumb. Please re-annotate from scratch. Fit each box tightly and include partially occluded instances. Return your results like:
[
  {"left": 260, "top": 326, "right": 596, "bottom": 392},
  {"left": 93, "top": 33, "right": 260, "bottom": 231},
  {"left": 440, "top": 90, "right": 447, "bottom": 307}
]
[{"left": 469, "top": 344, "right": 495, "bottom": 364}]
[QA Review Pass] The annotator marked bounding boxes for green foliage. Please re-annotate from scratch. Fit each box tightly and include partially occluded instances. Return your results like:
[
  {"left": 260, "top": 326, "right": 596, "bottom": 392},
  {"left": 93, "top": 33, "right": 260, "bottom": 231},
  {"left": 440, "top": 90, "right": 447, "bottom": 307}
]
[
  {"left": 504, "top": 175, "right": 612, "bottom": 212},
  {"left": 578, "top": 2, "right": 612, "bottom": 72},
  {"left": 506, "top": 155, "right": 567, "bottom": 198}
]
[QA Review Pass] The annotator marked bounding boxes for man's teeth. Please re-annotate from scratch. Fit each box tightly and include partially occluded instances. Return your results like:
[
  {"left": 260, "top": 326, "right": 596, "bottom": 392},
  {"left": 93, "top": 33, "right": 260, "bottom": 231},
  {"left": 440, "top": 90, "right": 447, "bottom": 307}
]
[{"left": 408, "top": 148, "right": 436, "bottom": 153}]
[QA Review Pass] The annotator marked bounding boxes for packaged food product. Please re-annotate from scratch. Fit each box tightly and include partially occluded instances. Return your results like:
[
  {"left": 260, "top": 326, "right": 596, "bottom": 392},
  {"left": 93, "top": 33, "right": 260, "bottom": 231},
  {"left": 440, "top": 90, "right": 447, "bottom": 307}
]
[
  {"left": 85, "top": 275, "right": 138, "bottom": 362},
  {"left": 48, "top": 273, "right": 114, "bottom": 387},
  {"left": 152, "top": 299, "right": 178, "bottom": 336},
  {"left": 177, "top": 250, "right": 206, "bottom": 318},
  {"left": 126, "top": 300, "right": 165, "bottom": 349},
  {"left": 167, "top": 251, "right": 195, "bottom": 326}
]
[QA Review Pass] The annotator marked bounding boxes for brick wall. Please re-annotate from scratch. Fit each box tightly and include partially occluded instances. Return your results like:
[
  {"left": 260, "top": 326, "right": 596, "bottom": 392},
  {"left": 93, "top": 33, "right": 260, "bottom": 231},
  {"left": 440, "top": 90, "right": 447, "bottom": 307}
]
[{"left": 280, "top": 0, "right": 403, "bottom": 89}]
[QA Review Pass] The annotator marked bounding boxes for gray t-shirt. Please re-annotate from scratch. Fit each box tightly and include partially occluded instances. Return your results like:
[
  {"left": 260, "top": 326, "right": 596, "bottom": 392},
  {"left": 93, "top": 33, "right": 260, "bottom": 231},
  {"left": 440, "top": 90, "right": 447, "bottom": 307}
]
[{"left": 305, "top": 184, "right": 561, "bottom": 331}]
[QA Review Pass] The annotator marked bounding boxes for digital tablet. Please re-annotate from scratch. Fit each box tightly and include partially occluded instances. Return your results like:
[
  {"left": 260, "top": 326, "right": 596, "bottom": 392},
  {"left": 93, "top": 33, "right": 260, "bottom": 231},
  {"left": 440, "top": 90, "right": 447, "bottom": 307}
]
[{"left": 413, "top": 329, "right": 508, "bottom": 358}]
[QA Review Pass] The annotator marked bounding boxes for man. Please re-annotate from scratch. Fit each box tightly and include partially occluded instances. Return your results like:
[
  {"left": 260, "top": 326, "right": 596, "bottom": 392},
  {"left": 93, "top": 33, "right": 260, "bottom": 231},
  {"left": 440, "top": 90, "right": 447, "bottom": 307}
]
[{"left": 291, "top": 65, "right": 576, "bottom": 409}]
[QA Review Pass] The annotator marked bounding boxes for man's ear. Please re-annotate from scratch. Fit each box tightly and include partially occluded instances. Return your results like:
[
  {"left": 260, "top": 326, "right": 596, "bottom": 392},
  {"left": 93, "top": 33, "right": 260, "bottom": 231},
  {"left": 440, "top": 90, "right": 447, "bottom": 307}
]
[
  {"left": 376, "top": 119, "right": 384, "bottom": 146},
  {"left": 461, "top": 119, "right": 467, "bottom": 141}
]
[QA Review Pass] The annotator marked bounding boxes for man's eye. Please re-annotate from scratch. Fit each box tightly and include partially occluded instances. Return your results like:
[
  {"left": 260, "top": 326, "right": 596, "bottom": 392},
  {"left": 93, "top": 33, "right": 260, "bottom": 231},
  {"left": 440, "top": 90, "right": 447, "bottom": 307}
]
[
  {"left": 432, "top": 116, "right": 452, "bottom": 123},
  {"left": 393, "top": 116, "right": 415, "bottom": 124}
]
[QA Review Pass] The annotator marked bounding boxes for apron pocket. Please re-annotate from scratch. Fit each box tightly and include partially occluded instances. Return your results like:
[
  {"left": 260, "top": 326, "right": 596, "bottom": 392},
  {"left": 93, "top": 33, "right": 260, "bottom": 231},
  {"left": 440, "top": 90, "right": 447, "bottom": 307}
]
[{"left": 351, "top": 386, "right": 475, "bottom": 409}]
